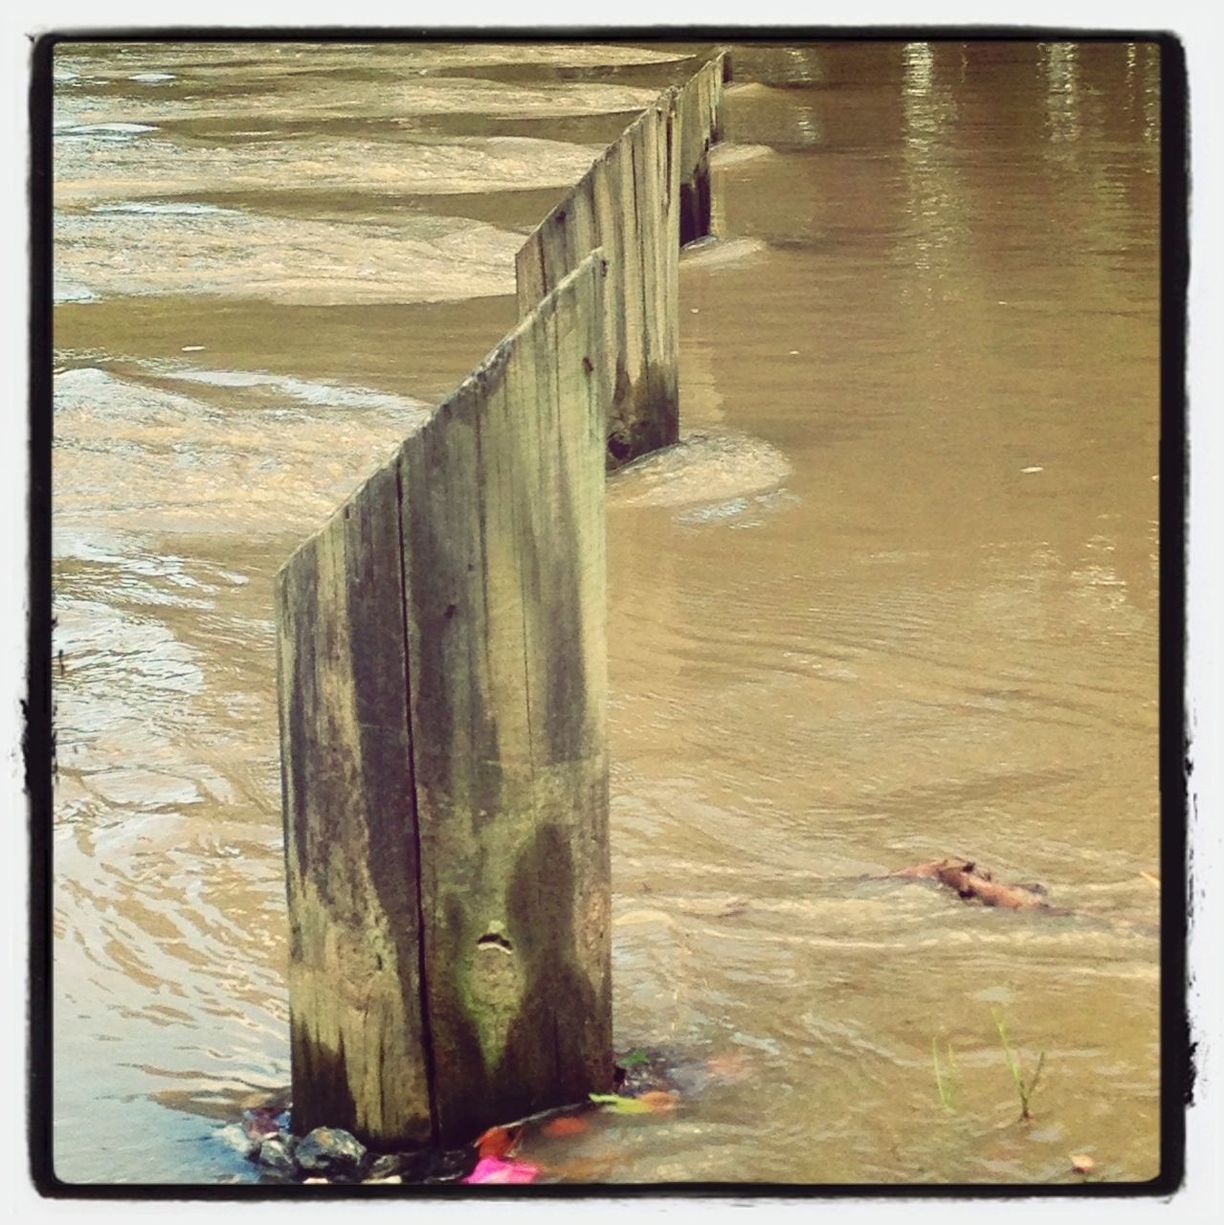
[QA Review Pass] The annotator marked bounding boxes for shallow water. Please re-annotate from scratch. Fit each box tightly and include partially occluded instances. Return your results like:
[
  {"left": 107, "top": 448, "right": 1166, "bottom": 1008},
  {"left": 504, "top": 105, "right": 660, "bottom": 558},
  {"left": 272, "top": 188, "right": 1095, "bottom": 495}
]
[{"left": 50, "top": 38, "right": 1161, "bottom": 1185}]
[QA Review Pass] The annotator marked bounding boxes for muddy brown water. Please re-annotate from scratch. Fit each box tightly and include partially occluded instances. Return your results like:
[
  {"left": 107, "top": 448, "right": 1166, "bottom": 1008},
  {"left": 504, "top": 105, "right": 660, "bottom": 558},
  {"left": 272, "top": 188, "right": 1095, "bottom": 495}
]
[{"left": 50, "top": 40, "right": 1161, "bottom": 1185}]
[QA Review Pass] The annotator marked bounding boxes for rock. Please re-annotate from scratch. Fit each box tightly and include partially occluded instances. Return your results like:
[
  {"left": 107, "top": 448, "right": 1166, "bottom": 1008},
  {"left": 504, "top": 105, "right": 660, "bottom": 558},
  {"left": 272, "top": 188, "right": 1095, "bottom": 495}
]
[
  {"left": 360, "top": 1148, "right": 446, "bottom": 1184},
  {"left": 257, "top": 1136, "right": 297, "bottom": 1175},
  {"left": 421, "top": 1147, "right": 479, "bottom": 1184},
  {"left": 242, "top": 1106, "right": 283, "bottom": 1147},
  {"left": 614, "top": 1044, "right": 704, "bottom": 1096},
  {"left": 217, "top": 1122, "right": 260, "bottom": 1159},
  {"left": 365, "top": 1153, "right": 409, "bottom": 1181},
  {"left": 294, "top": 1127, "right": 367, "bottom": 1178},
  {"left": 615, "top": 1047, "right": 670, "bottom": 1095},
  {"left": 1071, "top": 1153, "right": 1096, "bottom": 1175}
]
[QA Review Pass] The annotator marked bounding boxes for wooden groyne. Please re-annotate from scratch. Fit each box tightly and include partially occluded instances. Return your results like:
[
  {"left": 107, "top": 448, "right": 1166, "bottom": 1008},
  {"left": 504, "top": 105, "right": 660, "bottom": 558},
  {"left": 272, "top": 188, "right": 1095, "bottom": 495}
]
[
  {"left": 516, "top": 50, "right": 727, "bottom": 469},
  {"left": 516, "top": 97, "right": 679, "bottom": 469},
  {"left": 276, "top": 52, "right": 725, "bottom": 1152}
]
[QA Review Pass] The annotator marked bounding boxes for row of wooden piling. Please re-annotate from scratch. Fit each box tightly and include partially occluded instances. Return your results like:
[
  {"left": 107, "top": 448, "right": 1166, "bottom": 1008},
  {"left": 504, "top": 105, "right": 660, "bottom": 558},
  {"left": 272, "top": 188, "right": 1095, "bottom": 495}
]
[
  {"left": 276, "top": 49, "right": 726, "bottom": 1150},
  {"left": 517, "top": 49, "right": 727, "bottom": 468}
]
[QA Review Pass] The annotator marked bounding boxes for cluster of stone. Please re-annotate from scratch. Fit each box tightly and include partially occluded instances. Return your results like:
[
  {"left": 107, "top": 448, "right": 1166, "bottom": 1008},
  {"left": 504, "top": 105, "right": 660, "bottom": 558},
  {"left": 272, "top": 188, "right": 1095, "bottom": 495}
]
[{"left": 238, "top": 1109, "right": 477, "bottom": 1185}]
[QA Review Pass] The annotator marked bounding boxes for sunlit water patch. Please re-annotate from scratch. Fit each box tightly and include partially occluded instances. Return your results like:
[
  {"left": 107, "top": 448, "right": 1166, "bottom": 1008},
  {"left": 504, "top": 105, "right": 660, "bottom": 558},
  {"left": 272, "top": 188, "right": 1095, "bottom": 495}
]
[{"left": 54, "top": 365, "right": 431, "bottom": 536}]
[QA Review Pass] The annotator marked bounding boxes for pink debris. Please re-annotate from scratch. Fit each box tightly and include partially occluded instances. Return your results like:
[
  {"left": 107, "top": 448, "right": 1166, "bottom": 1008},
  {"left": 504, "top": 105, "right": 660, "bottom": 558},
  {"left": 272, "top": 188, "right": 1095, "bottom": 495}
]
[{"left": 462, "top": 1156, "right": 540, "bottom": 1185}]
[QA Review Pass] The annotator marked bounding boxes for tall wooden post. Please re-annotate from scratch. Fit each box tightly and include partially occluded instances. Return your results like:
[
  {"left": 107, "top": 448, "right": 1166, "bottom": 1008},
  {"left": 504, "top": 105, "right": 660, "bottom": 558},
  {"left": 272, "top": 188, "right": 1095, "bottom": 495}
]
[
  {"left": 276, "top": 459, "right": 433, "bottom": 1146},
  {"left": 399, "top": 254, "right": 613, "bottom": 1146},
  {"left": 275, "top": 53, "right": 726, "bottom": 1153},
  {"left": 516, "top": 53, "right": 727, "bottom": 470},
  {"left": 276, "top": 254, "right": 612, "bottom": 1150}
]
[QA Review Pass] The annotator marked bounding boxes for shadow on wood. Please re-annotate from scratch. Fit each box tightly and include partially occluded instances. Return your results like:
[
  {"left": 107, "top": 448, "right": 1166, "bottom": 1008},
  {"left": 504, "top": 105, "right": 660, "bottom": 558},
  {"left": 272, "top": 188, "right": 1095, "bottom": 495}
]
[{"left": 677, "top": 52, "right": 728, "bottom": 247}]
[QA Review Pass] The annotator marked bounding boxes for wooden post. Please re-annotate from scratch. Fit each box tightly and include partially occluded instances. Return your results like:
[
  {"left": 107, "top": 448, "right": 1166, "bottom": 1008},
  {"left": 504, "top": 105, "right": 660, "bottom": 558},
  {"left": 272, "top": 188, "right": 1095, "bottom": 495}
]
[
  {"left": 399, "top": 252, "right": 612, "bottom": 1146},
  {"left": 276, "top": 253, "right": 612, "bottom": 1150},
  {"left": 516, "top": 96, "right": 680, "bottom": 470},
  {"left": 676, "top": 51, "right": 728, "bottom": 247},
  {"left": 515, "top": 54, "right": 726, "bottom": 470}
]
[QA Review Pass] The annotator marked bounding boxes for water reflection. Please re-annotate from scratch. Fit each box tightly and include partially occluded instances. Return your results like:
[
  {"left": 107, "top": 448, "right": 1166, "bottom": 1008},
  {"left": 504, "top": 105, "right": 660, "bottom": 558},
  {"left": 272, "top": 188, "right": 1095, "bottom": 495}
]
[
  {"left": 900, "top": 42, "right": 967, "bottom": 299},
  {"left": 1041, "top": 42, "right": 1082, "bottom": 146},
  {"left": 1141, "top": 43, "right": 1160, "bottom": 145}
]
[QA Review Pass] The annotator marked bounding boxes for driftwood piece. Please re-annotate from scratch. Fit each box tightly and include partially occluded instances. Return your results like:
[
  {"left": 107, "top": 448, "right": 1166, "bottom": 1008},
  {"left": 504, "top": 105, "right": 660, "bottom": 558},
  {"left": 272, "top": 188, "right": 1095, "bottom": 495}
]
[{"left": 884, "top": 858, "right": 1053, "bottom": 911}]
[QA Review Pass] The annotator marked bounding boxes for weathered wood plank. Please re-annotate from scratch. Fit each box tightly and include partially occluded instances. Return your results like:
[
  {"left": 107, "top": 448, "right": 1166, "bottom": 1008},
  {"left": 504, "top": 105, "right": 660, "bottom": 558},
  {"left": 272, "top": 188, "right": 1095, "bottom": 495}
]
[
  {"left": 398, "top": 252, "right": 612, "bottom": 1146},
  {"left": 276, "top": 462, "right": 433, "bottom": 1147},
  {"left": 516, "top": 97, "right": 679, "bottom": 469},
  {"left": 676, "top": 51, "right": 727, "bottom": 245}
]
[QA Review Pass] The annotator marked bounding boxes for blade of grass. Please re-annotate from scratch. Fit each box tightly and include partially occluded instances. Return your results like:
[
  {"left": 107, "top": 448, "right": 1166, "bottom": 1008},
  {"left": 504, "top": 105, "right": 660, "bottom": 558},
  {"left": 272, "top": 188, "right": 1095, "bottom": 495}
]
[
  {"left": 932, "top": 1036, "right": 958, "bottom": 1113},
  {"left": 992, "top": 1006, "right": 1044, "bottom": 1121}
]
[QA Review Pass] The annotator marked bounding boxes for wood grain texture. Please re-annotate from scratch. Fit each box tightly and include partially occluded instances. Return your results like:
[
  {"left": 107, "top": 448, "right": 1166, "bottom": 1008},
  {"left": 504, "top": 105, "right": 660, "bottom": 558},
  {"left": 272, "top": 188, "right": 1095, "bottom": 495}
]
[
  {"left": 676, "top": 51, "right": 726, "bottom": 187},
  {"left": 676, "top": 51, "right": 726, "bottom": 245},
  {"left": 516, "top": 96, "right": 679, "bottom": 469},
  {"left": 277, "top": 256, "right": 612, "bottom": 1150},
  {"left": 276, "top": 462, "right": 433, "bottom": 1147},
  {"left": 399, "top": 253, "right": 612, "bottom": 1146}
]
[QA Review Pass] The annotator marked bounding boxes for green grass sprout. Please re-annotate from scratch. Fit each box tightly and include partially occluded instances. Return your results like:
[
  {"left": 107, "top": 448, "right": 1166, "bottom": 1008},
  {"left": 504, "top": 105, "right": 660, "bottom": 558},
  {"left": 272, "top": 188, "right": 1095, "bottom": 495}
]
[{"left": 992, "top": 1006, "right": 1046, "bottom": 1122}]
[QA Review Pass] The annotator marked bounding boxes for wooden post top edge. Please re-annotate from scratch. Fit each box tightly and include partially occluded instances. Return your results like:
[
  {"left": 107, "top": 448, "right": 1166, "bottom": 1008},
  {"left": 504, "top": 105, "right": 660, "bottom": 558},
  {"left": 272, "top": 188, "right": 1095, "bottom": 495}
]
[
  {"left": 273, "top": 452, "right": 401, "bottom": 588},
  {"left": 402, "top": 249, "right": 608, "bottom": 451},
  {"left": 282, "top": 40, "right": 727, "bottom": 583},
  {"left": 678, "top": 51, "right": 725, "bottom": 97},
  {"left": 280, "top": 246, "right": 610, "bottom": 588},
  {"left": 516, "top": 71, "right": 699, "bottom": 253}
]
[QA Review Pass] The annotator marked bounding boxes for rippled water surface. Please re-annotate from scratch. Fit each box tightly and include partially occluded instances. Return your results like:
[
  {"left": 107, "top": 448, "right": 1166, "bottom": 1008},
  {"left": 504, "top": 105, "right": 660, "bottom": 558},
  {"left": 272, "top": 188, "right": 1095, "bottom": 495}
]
[{"left": 51, "top": 38, "right": 1161, "bottom": 1185}]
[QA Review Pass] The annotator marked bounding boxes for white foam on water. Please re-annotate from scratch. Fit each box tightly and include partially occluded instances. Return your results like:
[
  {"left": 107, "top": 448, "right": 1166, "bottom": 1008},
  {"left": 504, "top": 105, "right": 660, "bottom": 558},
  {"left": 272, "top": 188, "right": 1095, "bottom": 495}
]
[
  {"left": 91, "top": 201, "right": 231, "bottom": 217},
  {"left": 54, "top": 279, "right": 99, "bottom": 304},
  {"left": 157, "top": 366, "right": 428, "bottom": 415},
  {"left": 55, "top": 132, "right": 601, "bottom": 206},
  {"left": 54, "top": 206, "right": 523, "bottom": 305},
  {"left": 710, "top": 142, "right": 776, "bottom": 168},
  {"left": 677, "top": 489, "right": 801, "bottom": 529},
  {"left": 53, "top": 364, "right": 434, "bottom": 537},
  {"left": 680, "top": 236, "right": 769, "bottom": 270},
  {"left": 609, "top": 429, "right": 794, "bottom": 512},
  {"left": 57, "top": 121, "right": 158, "bottom": 135}
]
